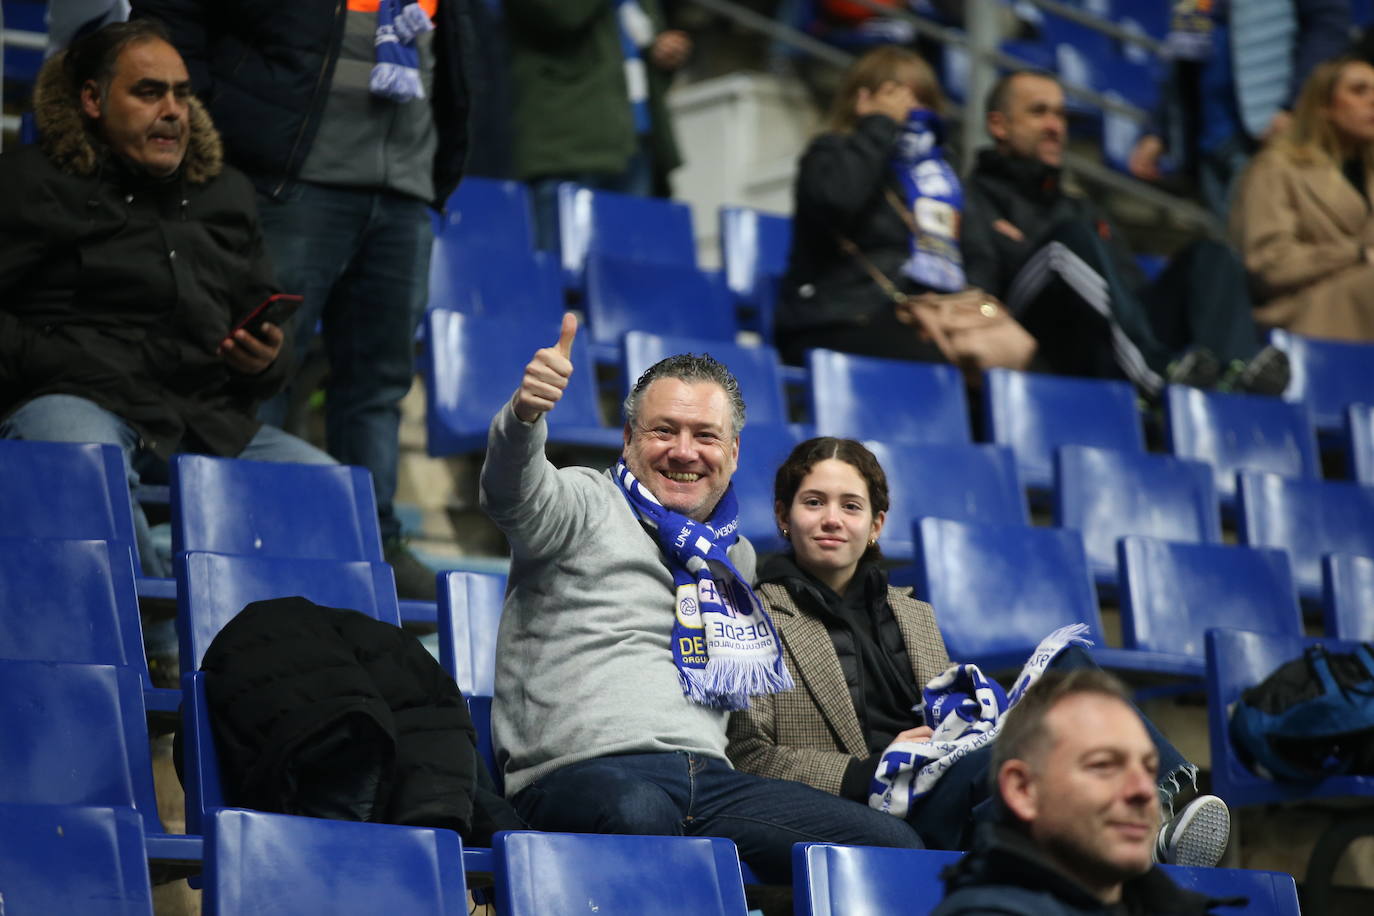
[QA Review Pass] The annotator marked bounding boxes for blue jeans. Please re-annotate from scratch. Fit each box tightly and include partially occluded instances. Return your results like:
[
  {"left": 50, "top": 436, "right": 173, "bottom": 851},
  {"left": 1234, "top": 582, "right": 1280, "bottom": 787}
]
[
  {"left": 902, "top": 645, "right": 1196, "bottom": 850},
  {"left": 0, "top": 394, "right": 334, "bottom": 576},
  {"left": 512, "top": 751, "right": 923, "bottom": 884},
  {"left": 255, "top": 183, "right": 433, "bottom": 543}
]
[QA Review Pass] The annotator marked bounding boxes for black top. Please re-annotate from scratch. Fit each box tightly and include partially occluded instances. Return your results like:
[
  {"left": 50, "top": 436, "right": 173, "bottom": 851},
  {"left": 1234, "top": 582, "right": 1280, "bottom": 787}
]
[
  {"left": 758, "top": 553, "right": 922, "bottom": 800},
  {"left": 1343, "top": 156, "right": 1370, "bottom": 208}
]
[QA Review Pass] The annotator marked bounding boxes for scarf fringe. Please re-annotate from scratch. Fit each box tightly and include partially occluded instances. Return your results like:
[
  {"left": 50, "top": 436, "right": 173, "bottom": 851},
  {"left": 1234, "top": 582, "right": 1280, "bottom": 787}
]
[{"left": 369, "top": 62, "right": 425, "bottom": 102}]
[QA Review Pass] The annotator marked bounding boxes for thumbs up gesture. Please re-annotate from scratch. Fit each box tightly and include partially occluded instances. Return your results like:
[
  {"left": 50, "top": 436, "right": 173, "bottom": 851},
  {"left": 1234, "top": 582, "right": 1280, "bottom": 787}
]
[{"left": 513, "top": 312, "right": 578, "bottom": 423}]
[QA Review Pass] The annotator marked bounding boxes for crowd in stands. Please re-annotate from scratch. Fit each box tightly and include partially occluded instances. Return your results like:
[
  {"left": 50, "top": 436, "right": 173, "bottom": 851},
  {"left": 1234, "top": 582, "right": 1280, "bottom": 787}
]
[{"left": 3, "top": 1, "right": 1374, "bottom": 912}]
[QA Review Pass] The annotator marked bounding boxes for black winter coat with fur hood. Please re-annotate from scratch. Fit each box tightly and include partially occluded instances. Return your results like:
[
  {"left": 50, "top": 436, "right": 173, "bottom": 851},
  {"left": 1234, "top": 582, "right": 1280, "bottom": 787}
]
[{"left": 0, "top": 54, "right": 286, "bottom": 458}]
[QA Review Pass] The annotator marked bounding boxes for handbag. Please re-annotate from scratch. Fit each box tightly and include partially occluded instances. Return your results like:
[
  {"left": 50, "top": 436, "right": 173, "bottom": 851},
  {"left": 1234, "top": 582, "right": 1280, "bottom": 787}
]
[{"left": 837, "top": 190, "right": 1037, "bottom": 381}]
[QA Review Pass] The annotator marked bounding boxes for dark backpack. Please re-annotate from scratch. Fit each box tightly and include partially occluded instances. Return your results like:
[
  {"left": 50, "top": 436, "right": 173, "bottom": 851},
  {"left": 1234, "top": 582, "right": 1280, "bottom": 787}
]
[{"left": 1229, "top": 643, "right": 1374, "bottom": 783}]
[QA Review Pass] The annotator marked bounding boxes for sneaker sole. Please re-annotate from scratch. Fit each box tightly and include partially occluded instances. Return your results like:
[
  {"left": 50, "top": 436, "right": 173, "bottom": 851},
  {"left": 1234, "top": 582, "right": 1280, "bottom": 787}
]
[{"left": 1169, "top": 796, "right": 1230, "bottom": 868}]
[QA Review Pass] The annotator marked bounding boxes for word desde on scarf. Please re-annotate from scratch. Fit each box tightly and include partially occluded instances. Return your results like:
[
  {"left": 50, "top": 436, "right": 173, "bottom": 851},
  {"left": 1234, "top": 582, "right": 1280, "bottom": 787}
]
[
  {"left": 868, "top": 623, "right": 1092, "bottom": 818},
  {"left": 614, "top": 459, "right": 793, "bottom": 709}
]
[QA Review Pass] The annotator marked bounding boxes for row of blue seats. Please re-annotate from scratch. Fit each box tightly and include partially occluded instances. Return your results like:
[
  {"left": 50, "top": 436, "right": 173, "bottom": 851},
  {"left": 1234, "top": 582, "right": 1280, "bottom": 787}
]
[{"left": 0, "top": 800, "right": 1305, "bottom": 915}]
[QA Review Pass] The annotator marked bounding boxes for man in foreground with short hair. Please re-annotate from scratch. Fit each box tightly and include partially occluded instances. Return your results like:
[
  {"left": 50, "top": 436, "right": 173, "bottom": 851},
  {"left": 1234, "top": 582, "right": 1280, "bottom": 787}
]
[
  {"left": 0, "top": 20, "right": 331, "bottom": 575},
  {"left": 932, "top": 669, "right": 1234, "bottom": 915},
  {"left": 480, "top": 313, "right": 924, "bottom": 882},
  {"left": 960, "top": 69, "right": 1287, "bottom": 398}
]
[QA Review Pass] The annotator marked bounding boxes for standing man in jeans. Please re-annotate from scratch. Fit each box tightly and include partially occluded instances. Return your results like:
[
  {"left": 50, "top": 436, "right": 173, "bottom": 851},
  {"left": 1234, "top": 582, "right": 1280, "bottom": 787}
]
[
  {"left": 133, "top": 0, "right": 475, "bottom": 599},
  {"left": 480, "top": 314, "right": 926, "bottom": 882}
]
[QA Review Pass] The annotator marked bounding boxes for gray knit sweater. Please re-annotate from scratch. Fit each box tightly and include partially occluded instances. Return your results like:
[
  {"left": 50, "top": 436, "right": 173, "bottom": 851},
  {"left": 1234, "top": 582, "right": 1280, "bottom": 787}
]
[{"left": 480, "top": 400, "right": 758, "bottom": 796}]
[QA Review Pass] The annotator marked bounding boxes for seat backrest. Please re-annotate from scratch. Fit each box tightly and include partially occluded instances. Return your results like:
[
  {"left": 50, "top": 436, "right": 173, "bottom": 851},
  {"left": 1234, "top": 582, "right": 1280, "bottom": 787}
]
[
  {"left": 1323, "top": 552, "right": 1374, "bottom": 641},
  {"left": 1272, "top": 328, "right": 1374, "bottom": 432},
  {"left": 719, "top": 206, "right": 791, "bottom": 303},
  {"left": 176, "top": 551, "right": 402, "bottom": 672},
  {"left": 437, "top": 176, "right": 534, "bottom": 252},
  {"left": 792, "top": 843, "right": 962, "bottom": 916},
  {"left": 910, "top": 518, "right": 1106, "bottom": 665},
  {"left": 728, "top": 423, "right": 803, "bottom": 555},
  {"left": 0, "top": 440, "right": 141, "bottom": 565},
  {"left": 557, "top": 184, "right": 697, "bottom": 290},
  {"left": 424, "top": 309, "right": 619, "bottom": 454},
  {"left": 1054, "top": 445, "right": 1221, "bottom": 584},
  {"left": 171, "top": 455, "right": 383, "bottom": 560},
  {"left": 205, "top": 808, "right": 467, "bottom": 916},
  {"left": 808, "top": 349, "right": 972, "bottom": 445},
  {"left": 1347, "top": 403, "right": 1374, "bottom": 486},
  {"left": 0, "top": 804, "right": 153, "bottom": 916},
  {"left": 1236, "top": 471, "right": 1374, "bottom": 599},
  {"left": 867, "top": 440, "right": 1028, "bottom": 563},
  {"left": 1158, "top": 862, "right": 1301, "bottom": 915},
  {"left": 1119, "top": 538, "right": 1302, "bottom": 659},
  {"left": 428, "top": 233, "right": 563, "bottom": 322},
  {"left": 495, "top": 830, "right": 749, "bottom": 916},
  {"left": 436, "top": 570, "right": 507, "bottom": 696},
  {"left": 624, "top": 331, "right": 789, "bottom": 427},
  {"left": 983, "top": 369, "right": 1144, "bottom": 488},
  {"left": 1165, "top": 385, "right": 1320, "bottom": 502},
  {"left": 0, "top": 536, "right": 147, "bottom": 682},
  {"left": 0, "top": 660, "right": 164, "bottom": 834},
  {"left": 585, "top": 254, "right": 738, "bottom": 348}
]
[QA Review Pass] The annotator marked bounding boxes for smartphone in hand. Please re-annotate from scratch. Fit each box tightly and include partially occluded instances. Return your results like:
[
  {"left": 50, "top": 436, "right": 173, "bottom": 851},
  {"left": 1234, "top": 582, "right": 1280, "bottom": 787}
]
[{"left": 231, "top": 293, "right": 304, "bottom": 340}]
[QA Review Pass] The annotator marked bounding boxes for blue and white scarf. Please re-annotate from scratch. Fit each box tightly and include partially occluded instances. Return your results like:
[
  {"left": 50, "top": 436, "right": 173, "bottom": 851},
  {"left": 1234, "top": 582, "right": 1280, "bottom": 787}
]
[
  {"left": 614, "top": 459, "right": 793, "bottom": 710},
  {"left": 892, "top": 108, "right": 965, "bottom": 294},
  {"left": 370, "top": 0, "right": 434, "bottom": 102},
  {"left": 869, "top": 623, "right": 1092, "bottom": 817}
]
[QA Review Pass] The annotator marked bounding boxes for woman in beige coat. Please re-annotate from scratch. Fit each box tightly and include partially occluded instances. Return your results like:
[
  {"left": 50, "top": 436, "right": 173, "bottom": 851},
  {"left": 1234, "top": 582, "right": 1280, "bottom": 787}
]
[{"left": 1232, "top": 57, "right": 1374, "bottom": 341}]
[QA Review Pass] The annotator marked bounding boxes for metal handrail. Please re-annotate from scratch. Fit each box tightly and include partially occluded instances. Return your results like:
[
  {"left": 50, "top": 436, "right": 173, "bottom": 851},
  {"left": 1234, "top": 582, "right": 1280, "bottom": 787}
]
[{"left": 2, "top": 29, "right": 46, "bottom": 52}]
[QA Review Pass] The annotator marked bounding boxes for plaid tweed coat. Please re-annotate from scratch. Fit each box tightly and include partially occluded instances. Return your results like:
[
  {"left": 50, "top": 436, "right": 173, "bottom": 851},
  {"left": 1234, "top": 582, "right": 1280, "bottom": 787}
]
[{"left": 726, "top": 579, "right": 951, "bottom": 796}]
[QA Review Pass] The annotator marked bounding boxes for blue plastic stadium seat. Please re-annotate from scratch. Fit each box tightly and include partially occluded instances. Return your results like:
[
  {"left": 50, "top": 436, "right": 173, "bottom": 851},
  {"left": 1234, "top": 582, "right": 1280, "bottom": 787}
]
[
  {"left": 1119, "top": 538, "right": 1303, "bottom": 678},
  {"left": 1347, "top": 403, "right": 1374, "bottom": 486},
  {"left": 1208, "top": 628, "right": 1374, "bottom": 806},
  {"left": 0, "top": 660, "right": 201, "bottom": 865},
  {"left": 557, "top": 184, "right": 697, "bottom": 293},
  {"left": 866, "top": 440, "right": 1029, "bottom": 563},
  {"left": 719, "top": 206, "right": 792, "bottom": 340},
  {"left": 0, "top": 439, "right": 172, "bottom": 599},
  {"left": 0, "top": 804, "right": 154, "bottom": 915},
  {"left": 494, "top": 830, "right": 749, "bottom": 916},
  {"left": 0, "top": 536, "right": 177, "bottom": 713},
  {"left": 585, "top": 255, "right": 738, "bottom": 356},
  {"left": 729, "top": 423, "right": 804, "bottom": 555},
  {"left": 1236, "top": 471, "right": 1374, "bottom": 601},
  {"left": 983, "top": 369, "right": 1144, "bottom": 490},
  {"left": 428, "top": 232, "right": 564, "bottom": 321},
  {"left": 808, "top": 349, "right": 972, "bottom": 445},
  {"left": 1271, "top": 328, "right": 1374, "bottom": 435},
  {"left": 899, "top": 518, "right": 1181, "bottom": 676},
  {"left": 176, "top": 551, "right": 402, "bottom": 672},
  {"left": 792, "top": 842, "right": 962, "bottom": 916},
  {"left": 424, "top": 308, "right": 622, "bottom": 454},
  {"left": 1053, "top": 445, "right": 1221, "bottom": 588},
  {"left": 204, "top": 809, "right": 466, "bottom": 916},
  {"left": 1158, "top": 863, "right": 1301, "bottom": 915},
  {"left": 435, "top": 176, "right": 535, "bottom": 252},
  {"left": 172, "top": 455, "right": 383, "bottom": 560},
  {"left": 436, "top": 570, "right": 507, "bottom": 696},
  {"left": 624, "top": 330, "right": 791, "bottom": 428},
  {"left": 1165, "top": 385, "right": 1320, "bottom": 505},
  {"left": 1322, "top": 553, "right": 1374, "bottom": 641}
]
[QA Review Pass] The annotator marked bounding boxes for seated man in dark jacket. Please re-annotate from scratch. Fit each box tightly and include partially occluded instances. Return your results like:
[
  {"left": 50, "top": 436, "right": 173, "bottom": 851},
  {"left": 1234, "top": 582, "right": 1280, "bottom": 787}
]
[
  {"left": 960, "top": 70, "right": 1288, "bottom": 398},
  {"left": 932, "top": 669, "right": 1236, "bottom": 916},
  {"left": 0, "top": 21, "right": 331, "bottom": 575}
]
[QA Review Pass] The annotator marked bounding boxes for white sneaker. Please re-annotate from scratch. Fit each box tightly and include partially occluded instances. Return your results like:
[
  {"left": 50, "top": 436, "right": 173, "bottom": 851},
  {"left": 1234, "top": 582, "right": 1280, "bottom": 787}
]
[{"left": 1155, "top": 795, "right": 1230, "bottom": 868}]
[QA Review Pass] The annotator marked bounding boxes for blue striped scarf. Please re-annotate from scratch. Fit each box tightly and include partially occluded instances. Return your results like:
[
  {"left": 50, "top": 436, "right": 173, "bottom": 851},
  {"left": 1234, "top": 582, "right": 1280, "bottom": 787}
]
[
  {"left": 892, "top": 108, "right": 965, "bottom": 293},
  {"left": 614, "top": 459, "right": 793, "bottom": 710},
  {"left": 370, "top": 0, "right": 433, "bottom": 102}
]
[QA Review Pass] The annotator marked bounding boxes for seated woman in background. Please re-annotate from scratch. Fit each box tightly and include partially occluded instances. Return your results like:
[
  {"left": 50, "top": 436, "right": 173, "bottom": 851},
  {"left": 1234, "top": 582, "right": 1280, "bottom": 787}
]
[
  {"left": 726, "top": 437, "right": 1227, "bottom": 863},
  {"left": 1232, "top": 56, "right": 1374, "bottom": 342},
  {"left": 776, "top": 46, "right": 1026, "bottom": 369}
]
